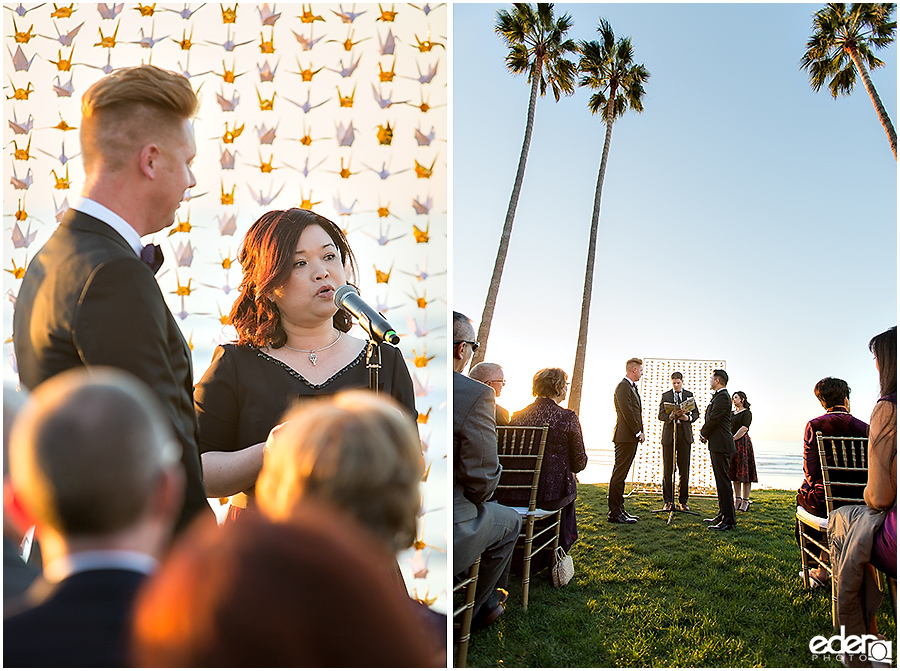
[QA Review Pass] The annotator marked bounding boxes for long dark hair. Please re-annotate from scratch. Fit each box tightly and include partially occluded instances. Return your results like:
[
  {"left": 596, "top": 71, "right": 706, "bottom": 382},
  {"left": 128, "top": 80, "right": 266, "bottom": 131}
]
[
  {"left": 869, "top": 326, "right": 897, "bottom": 397},
  {"left": 230, "top": 209, "right": 358, "bottom": 348},
  {"left": 733, "top": 390, "right": 750, "bottom": 409}
]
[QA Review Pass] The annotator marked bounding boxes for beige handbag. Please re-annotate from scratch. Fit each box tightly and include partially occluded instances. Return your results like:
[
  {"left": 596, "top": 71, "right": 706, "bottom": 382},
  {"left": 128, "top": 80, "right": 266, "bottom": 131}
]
[{"left": 550, "top": 546, "right": 574, "bottom": 587}]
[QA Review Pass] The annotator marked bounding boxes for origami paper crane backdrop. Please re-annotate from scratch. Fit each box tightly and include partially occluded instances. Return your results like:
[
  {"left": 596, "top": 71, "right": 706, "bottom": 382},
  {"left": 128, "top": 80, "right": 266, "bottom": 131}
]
[{"left": 3, "top": 2, "right": 447, "bottom": 614}]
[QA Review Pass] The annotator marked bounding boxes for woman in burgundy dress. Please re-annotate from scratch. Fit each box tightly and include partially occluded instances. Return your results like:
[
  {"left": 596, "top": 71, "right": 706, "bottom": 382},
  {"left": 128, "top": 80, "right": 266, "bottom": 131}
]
[
  {"left": 728, "top": 391, "right": 757, "bottom": 512},
  {"left": 506, "top": 368, "right": 588, "bottom": 558}
]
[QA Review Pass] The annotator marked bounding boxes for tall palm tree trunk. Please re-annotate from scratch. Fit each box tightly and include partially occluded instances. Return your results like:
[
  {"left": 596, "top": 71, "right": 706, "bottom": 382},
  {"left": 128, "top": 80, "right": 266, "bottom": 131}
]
[
  {"left": 568, "top": 101, "right": 615, "bottom": 414},
  {"left": 471, "top": 71, "right": 542, "bottom": 368},
  {"left": 847, "top": 43, "right": 898, "bottom": 160}
]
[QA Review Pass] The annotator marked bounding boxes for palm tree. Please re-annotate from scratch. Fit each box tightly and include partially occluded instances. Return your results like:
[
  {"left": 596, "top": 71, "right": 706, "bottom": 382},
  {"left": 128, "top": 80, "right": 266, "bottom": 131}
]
[
  {"left": 801, "top": 3, "right": 897, "bottom": 160},
  {"left": 470, "top": 3, "right": 577, "bottom": 368},
  {"left": 567, "top": 19, "right": 649, "bottom": 415}
]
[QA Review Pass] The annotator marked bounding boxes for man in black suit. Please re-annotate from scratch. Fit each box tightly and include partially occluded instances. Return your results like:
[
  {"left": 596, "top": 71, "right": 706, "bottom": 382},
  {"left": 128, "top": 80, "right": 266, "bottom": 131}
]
[
  {"left": 609, "top": 357, "right": 645, "bottom": 524},
  {"left": 4, "top": 368, "right": 184, "bottom": 667},
  {"left": 657, "top": 372, "right": 700, "bottom": 511},
  {"left": 452, "top": 313, "right": 520, "bottom": 629},
  {"left": 699, "top": 369, "right": 737, "bottom": 531},
  {"left": 12, "top": 65, "right": 211, "bottom": 532}
]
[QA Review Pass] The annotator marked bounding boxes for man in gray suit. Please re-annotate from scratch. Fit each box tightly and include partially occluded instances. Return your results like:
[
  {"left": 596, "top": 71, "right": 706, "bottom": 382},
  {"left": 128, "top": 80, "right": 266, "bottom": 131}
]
[{"left": 453, "top": 312, "right": 520, "bottom": 629}]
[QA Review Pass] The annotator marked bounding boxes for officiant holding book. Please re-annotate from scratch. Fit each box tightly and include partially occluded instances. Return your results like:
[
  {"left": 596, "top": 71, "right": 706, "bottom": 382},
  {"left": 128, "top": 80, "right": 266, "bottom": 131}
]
[{"left": 658, "top": 372, "right": 700, "bottom": 511}]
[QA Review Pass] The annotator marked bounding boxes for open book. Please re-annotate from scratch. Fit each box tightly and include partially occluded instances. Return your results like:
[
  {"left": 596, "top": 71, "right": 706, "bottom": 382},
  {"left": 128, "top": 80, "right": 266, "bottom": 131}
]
[{"left": 663, "top": 396, "right": 697, "bottom": 416}]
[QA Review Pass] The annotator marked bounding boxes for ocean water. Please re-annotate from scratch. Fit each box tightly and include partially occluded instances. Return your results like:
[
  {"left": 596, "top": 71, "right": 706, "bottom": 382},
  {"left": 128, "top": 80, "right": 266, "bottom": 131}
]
[{"left": 579, "top": 439, "right": 804, "bottom": 492}]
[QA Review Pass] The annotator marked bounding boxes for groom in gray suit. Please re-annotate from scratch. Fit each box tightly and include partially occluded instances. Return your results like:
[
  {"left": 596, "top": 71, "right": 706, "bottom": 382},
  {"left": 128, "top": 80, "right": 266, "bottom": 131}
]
[{"left": 453, "top": 312, "right": 520, "bottom": 629}]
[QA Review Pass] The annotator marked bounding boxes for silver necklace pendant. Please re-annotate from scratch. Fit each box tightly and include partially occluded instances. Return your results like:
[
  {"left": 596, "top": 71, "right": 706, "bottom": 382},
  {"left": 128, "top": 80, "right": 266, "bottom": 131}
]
[{"left": 309, "top": 352, "right": 317, "bottom": 366}]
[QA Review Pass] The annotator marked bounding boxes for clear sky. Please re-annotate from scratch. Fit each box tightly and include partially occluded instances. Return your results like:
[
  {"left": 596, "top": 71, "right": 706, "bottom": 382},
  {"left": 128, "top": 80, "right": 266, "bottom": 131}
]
[{"left": 452, "top": 2, "right": 897, "bottom": 449}]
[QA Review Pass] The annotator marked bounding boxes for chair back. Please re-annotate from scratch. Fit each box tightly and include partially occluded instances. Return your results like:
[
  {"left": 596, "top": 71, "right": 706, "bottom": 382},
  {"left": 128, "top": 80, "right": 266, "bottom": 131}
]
[
  {"left": 495, "top": 425, "right": 550, "bottom": 512},
  {"left": 815, "top": 432, "right": 869, "bottom": 514}
]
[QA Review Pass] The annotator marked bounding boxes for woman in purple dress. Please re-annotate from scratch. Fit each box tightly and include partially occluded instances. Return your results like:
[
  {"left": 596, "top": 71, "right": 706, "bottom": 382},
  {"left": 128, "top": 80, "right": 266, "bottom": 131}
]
[
  {"left": 506, "top": 368, "right": 588, "bottom": 556},
  {"left": 728, "top": 391, "right": 757, "bottom": 512}
]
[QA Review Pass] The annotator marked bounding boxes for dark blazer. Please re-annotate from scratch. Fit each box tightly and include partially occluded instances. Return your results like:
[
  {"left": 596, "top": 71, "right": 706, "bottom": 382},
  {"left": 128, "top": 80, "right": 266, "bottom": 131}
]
[
  {"left": 12, "top": 209, "right": 211, "bottom": 531},
  {"left": 3, "top": 537, "right": 38, "bottom": 605},
  {"left": 700, "top": 389, "right": 735, "bottom": 454},
  {"left": 658, "top": 388, "right": 700, "bottom": 445},
  {"left": 3, "top": 569, "right": 146, "bottom": 668},
  {"left": 453, "top": 372, "right": 501, "bottom": 524},
  {"left": 613, "top": 378, "right": 643, "bottom": 443}
]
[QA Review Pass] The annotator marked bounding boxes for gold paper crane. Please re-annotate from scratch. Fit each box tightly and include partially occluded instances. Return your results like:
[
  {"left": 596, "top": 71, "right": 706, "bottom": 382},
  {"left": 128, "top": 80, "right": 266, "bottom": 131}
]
[
  {"left": 215, "top": 60, "right": 245, "bottom": 83},
  {"left": 174, "top": 27, "right": 193, "bottom": 50},
  {"left": 50, "top": 4, "right": 75, "bottom": 19},
  {"left": 5, "top": 257, "right": 27, "bottom": 280},
  {"left": 11, "top": 136, "right": 33, "bottom": 160},
  {"left": 412, "top": 588, "right": 438, "bottom": 608},
  {"left": 335, "top": 157, "right": 359, "bottom": 179},
  {"left": 298, "top": 188, "right": 321, "bottom": 211},
  {"left": 259, "top": 28, "right": 275, "bottom": 53},
  {"left": 49, "top": 46, "right": 75, "bottom": 72},
  {"left": 377, "top": 3, "right": 397, "bottom": 21},
  {"left": 295, "top": 58, "right": 323, "bottom": 82},
  {"left": 298, "top": 121, "right": 323, "bottom": 146},
  {"left": 378, "top": 59, "right": 396, "bottom": 82},
  {"left": 414, "top": 30, "right": 444, "bottom": 52},
  {"left": 219, "top": 251, "right": 234, "bottom": 270},
  {"left": 53, "top": 116, "right": 76, "bottom": 131},
  {"left": 50, "top": 166, "right": 70, "bottom": 189},
  {"left": 374, "top": 263, "right": 393, "bottom": 284},
  {"left": 416, "top": 407, "right": 431, "bottom": 424},
  {"left": 412, "top": 348, "right": 435, "bottom": 368},
  {"left": 376, "top": 122, "right": 393, "bottom": 145},
  {"left": 330, "top": 29, "right": 367, "bottom": 52},
  {"left": 376, "top": 202, "right": 393, "bottom": 218},
  {"left": 186, "top": 331, "right": 194, "bottom": 351},
  {"left": 254, "top": 152, "right": 277, "bottom": 173},
  {"left": 134, "top": 3, "right": 156, "bottom": 16},
  {"left": 14, "top": 198, "right": 27, "bottom": 222},
  {"left": 222, "top": 121, "right": 244, "bottom": 143},
  {"left": 95, "top": 21, "right": 119, "bottom": 48},
  {"left": 408, "top": 289, "right": 433, "bottom": 309},
  {"left": 7, "top": 80, "right": 33, "bottom": 100},
  {"left": 336, "top": 84, "right": 355, "bottom": 108},
  {"left": 216, "top": 305, "right": 230, "bottom": 325},
  {"left": 414, "top": 157, "right": 436, "bottom": 179},
  {"left": 412, "top": 222, "right": 429, "bottom": 243},
  {"left": 168, "top": 211, "right": 192, "bottom": 236},
  {"left": 172, "top": 275, "right": 193, "bottom": 296},
  {"left": 256, "top": 88, "right": 275, "bottom": 111},
  {"left": 298, "top": 4, "right": 324, "bottom": 23},
  {"left": 12, "top": 19, "right": 36, "bottom": 44},
  {"left": 220, "top": 181, "right": 235, "bottom": 205},
  {"left": 220, "top": 4, "right": 237, "bottom": 23}
]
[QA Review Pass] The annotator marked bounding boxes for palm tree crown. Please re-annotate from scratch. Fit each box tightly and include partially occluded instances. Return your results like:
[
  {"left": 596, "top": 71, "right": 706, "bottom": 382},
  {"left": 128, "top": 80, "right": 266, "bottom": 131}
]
[
  {"left": 495, "top": 3, "right": 579, "bottom": 101},
  {"left": 579, "top": 20, "right": 650, "bottom": 122}
]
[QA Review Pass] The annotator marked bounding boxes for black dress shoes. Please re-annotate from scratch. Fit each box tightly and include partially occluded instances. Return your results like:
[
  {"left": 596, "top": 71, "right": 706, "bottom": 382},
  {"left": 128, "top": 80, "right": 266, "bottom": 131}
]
[
  {"left": 472, "top": 592, "right": 506, "bottom": 630},
  {"left": 703, "top": 514, "right": 723, "bottom": 524},
  {"left": 663, "top": 502, "right": 675, "bottom": 512},
  {"left": 708, "top": 521, "right": 735, "bottom": 531},
  {"left": 607, "top": 512, "right": 636, "bottom": 524}
]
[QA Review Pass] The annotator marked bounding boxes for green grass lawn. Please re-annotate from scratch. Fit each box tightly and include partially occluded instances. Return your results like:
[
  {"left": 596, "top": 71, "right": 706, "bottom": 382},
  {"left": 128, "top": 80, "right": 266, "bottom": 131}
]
[{"left": 462, "top": 485, "right": 896, "bottom": 668}]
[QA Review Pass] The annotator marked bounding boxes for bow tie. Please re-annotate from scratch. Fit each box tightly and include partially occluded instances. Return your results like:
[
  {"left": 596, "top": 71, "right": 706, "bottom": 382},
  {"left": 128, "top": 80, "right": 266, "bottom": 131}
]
[{"left": 140, "top": 243, "right": 164, "bottom": 274}]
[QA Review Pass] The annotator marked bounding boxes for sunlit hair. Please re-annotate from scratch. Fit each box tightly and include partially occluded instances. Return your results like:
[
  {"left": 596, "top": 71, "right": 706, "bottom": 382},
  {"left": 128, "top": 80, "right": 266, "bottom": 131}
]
[
  {"left": 9, "top": 368, "right": 179, "bottom": 536},
  {"left": 256, "top": 391, "right": 422, "bottom": 554},
  {"left": 814, "top": 377, "right": 850, "bottom": 409},
  {"left": 732, "top": 390, "right": 751, "bottom": 409},
  {"left": 869, "top": 326, "right": 897, "bottom": 397},
  {"left": 452, "top": 310, "right": 473, "bottom": 341},
  {"left": 230, "top": 209, "right": 357, "bottom": 348},
  {"left": 712, "top": 368, "right": 729, "bottom": 386},
  {"left": 532, "top": 367, "right": 568, "bottom": 399},
  {"left": 469, "top": 362, "right": 502, "bottom": 384},
  {"left": 80, "top": 65, "right": 198, "bottom": 174},
  {"left": 626, "top": 357, "right": 643, "bottom": 371}
]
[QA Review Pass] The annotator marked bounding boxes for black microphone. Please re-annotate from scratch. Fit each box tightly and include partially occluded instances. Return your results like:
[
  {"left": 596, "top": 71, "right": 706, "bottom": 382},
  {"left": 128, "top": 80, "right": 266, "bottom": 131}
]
[{"left": 333, "top": 285, "right": 400, "bottom": 345}]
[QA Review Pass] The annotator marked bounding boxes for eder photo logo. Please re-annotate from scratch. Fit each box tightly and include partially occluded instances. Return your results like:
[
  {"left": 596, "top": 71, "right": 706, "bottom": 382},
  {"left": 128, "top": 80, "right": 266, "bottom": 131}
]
[{"left": 809, "top": 626, "right": 894, "bottom": 665}]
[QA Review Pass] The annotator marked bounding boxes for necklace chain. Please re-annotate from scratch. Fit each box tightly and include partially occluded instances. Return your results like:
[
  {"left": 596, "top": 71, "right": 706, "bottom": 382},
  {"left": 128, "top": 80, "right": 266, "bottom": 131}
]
[{"left": 282, "top": 332, "right": 342, "bottom": 366}]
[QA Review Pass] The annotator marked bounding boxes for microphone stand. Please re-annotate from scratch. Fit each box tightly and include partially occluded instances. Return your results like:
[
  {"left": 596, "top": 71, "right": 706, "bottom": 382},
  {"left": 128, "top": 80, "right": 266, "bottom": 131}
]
[
  {"left": 652, "top": 414, "right": 699, "bottom": 524},
  {"left": 366, "top": 337, "right": 382, "bottom": 394}
]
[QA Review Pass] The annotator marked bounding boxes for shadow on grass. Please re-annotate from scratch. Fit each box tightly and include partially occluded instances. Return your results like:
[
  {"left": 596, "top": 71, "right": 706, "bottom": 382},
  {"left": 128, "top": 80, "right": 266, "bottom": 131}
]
[{"left": 463, "top": 485, "right": 896, "bottom": 668}]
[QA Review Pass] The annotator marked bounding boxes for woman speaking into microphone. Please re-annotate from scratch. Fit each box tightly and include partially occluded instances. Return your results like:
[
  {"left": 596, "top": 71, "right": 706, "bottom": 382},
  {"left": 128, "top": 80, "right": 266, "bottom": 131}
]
[{"left": 194, "top": 208, "right": 415, "bottom": 521}]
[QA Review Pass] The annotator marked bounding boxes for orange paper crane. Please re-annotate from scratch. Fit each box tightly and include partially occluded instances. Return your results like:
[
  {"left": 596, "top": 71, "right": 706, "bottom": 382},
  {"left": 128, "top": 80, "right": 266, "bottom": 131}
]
[
  {"left": 222, "top": 121, "right": 244, "bottom": 143},
  {"left": 414, "top": 156, "right": 437, "bottom": 179},
  {"left": 293, "top": 58, "right": 324, "bottom": 82},
  {"left": 416, "top": 407, "right": 432, "bottom": 425},
  {"left": 298, "top": 188, "right": 321, "bottom": 211},
  {"left": 407, "top": 288, "right": 436, "bottom": 309},
  {"left": 259, "top": 28, "right": 275, "bottom": 53},
  {"left": 250, "top": 152, "right": 279, "bottom": 173},
  {"left": 374, "top": 263, "right": 393, "bottom": 284},
  {"left": 5, "top": 256, "right": 27, "bottom": 280},
  {"left": 336, "top": 84, "right": 355, "bottom": 108},
  {"left": 171, "top": 275, "right": 194, "bottom": 297},
  {"left": 413, "top": 30, "right": 444, "bottom": 52},
  {"left": 411, "top": 348, "right": 435, "bottom": 368},
  {"left": 7, "top": 79, "right": 33, "bottom": 100},
  {"left": 412, "top": 587, "right": 438, "bottom": 607},
  {"left": 296, "top": 121, "right": 327, "bottom": 146},
  {"left": 95, "top": 21, "right": 120, "bottom": 48},
  {"left": 377, "top": 3, "right": 397, "bottom": 21},
  {"left": 220, "top": 181, "right": 235, "bottom": 205},
  {"left": 167, "top": 210, "right": 193, "bottom": 236},
  {"left": 10, "top": 135, "right": 33, "bottom": 160},
  {"left": 14, "top": 198, "right": 27, "bottom": 222},
  {"left": 331, "top": 157, "right": 359, "bottom": 179},
  {"left": 220, "top": 4, "right": 237, "bottom": 23},
  {"left": 256, "top": 88, "right": 275, "bottom": 111},
  {"left": 53, "top": 115, "right": 76, "bottom": 132},
  {"left": 327, "top": 28, "right": 368, "bottom": 52},
  {"left": 412, "top": 222, "right": 429, "bottom": 243},
  {"left": 50, "top": 3, "right": 75, "bottom": 19},
  {"left": 11, "top": 19, "right": 36, "bottom": 44},
  {"left": 50, "top": 165, "right": 70, "bottom": 189},
  {"left": 174, "top": 26, "right": 193, "bottom": 50},
  {"left": 49, "top": 46, "right": 75, "bottom": 72},
  {"left": 215, "top": 59, "right": 246, "bottom": 83},
  {"left": 378, "top": 59, "right": 396, "bottom": 82},
  {"left": 375, "top": 121, "right": 393, "bottom": 145},
  {"left": 134, "top": 3, "right": 156, "bottom": 16},
  {"left": 298, "top": 4, "right": 324, "bottom": 23}
]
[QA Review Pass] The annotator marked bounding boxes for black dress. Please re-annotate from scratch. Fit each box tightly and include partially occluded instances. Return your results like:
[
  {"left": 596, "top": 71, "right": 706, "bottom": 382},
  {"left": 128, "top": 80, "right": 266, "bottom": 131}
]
[
  {"left": 728, "top": 409, "right": 757, "bottom": 483},
  {"left": 194, "top": 342, "right": 417, "bottom": 508}
]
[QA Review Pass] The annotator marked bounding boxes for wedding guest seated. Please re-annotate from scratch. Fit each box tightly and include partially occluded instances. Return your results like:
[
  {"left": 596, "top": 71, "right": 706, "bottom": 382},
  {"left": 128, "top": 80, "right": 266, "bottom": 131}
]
[
  {"left": 829, "top": 326, "right": 896, "bottom": 644},
  {"left": 4, "top": 369, "right": 184, "bottom": 668},
  {"left": 255, "top": 390, "right": 445, "bottom": 658},
  {"left": 796, "top": 377, "right": 869, "bottom": 587},
  {"left": 504, "top": 367, "right": 588, "bottom": 569},
  {"left": 131, "top": 503, "right": 440, "bottom": 667},
  {"left": 470, "top": 362, "right": 510, "bottom": 425}
]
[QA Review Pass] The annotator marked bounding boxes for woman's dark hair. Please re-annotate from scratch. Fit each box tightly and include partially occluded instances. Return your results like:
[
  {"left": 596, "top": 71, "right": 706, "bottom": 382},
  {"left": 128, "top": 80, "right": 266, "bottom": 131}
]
[
  {"left": 814, "top": 377, "right": 850, "bottom": 409},
  {"left": 869, "top": 326, "right": 897, "bottom": 397},
  {"left": 732, "top": 390, "right": 750, "bottom": 409},
  {"left": 230, "top": 209, "right": 358, "bottom": 348}
]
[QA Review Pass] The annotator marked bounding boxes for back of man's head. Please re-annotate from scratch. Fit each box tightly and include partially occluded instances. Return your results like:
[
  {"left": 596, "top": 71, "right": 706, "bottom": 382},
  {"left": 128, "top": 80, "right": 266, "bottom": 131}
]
[
  {"left": 453, "top": 311, "right": 473, "bottom": 342},
  {"left": 469, "top": 362, "right": 502, "bottom": 383},
  {"left": 713, "top": 369, "right": 729, "bottom": 386},
  {"left": 80, "top": 65, "right": 198, "bottom": 174},
  {"left": 9, "top": 368, "right": 181, "bottom": 538}
]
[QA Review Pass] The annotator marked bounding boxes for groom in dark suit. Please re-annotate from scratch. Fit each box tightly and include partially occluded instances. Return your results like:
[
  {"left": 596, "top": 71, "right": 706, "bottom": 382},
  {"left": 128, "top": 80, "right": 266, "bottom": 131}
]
[
  {"left": 12, "top": 65, "right": 211, "bottom": 532},
  {"left": 657, "top": 371, "right": 700, "bottom": 510},
  {"left": 609, "top": 357, "right": 645, "bottom": 524},
  {"left": 700, "top": 369, "right": 737, "bottom": 530}
]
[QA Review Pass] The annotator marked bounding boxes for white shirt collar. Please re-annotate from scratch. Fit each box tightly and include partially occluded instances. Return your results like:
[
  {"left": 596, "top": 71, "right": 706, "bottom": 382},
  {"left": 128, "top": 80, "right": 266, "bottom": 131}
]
[
  {"left": 72, "top": 196, "right": 142, "bottom": 256},
  {"left": 43, "top": 549, "right": 158, "bottom": 583}
]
